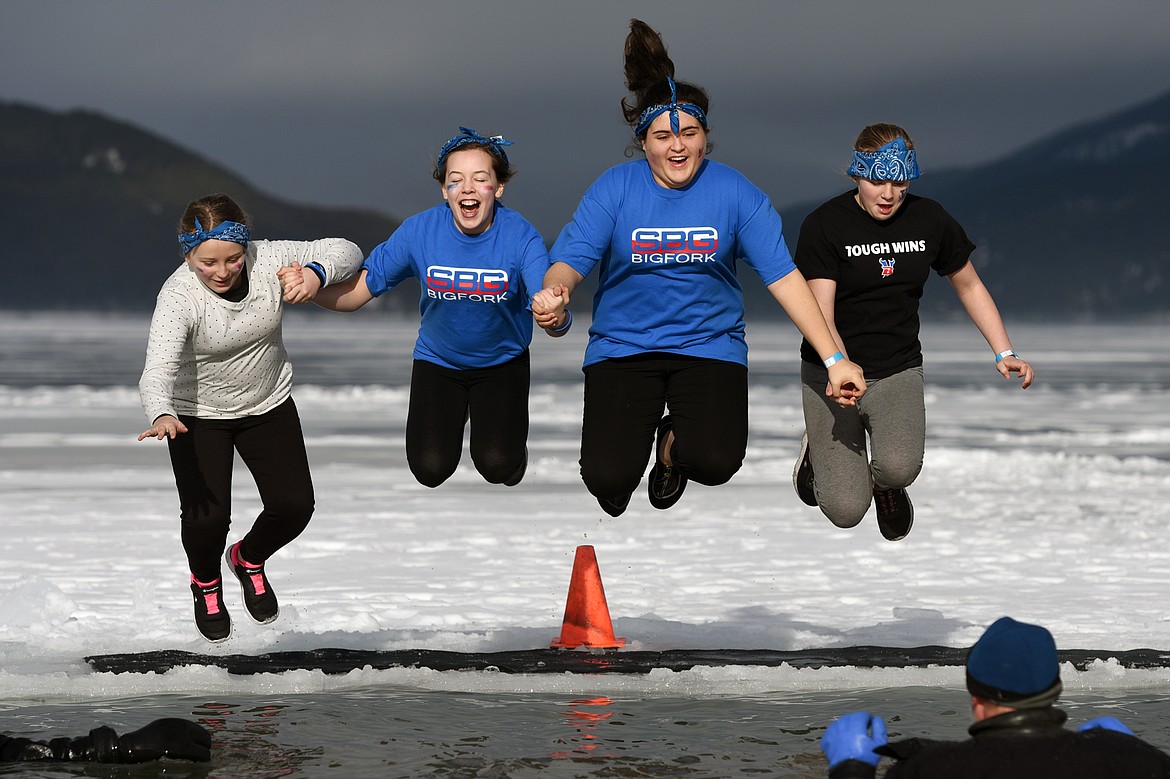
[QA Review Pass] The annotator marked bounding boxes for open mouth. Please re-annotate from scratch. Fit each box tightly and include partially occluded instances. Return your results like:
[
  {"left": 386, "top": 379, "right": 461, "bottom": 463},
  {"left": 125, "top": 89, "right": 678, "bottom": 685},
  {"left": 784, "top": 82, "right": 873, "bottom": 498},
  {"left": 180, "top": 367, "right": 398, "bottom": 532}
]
[{"left": 459, "top": 199, "right": 481, "bottom": 220}]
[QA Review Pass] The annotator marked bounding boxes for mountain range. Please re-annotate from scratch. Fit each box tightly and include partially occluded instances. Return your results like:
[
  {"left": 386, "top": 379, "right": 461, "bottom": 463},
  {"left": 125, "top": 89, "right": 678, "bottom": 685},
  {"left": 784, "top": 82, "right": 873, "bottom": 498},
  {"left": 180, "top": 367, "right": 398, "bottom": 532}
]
[
  {"left": 1, "top": 92, "right": 1166, "bottom": 318},
  {"left": 0, "top": 102, "right": 402, "bottom": 312}
]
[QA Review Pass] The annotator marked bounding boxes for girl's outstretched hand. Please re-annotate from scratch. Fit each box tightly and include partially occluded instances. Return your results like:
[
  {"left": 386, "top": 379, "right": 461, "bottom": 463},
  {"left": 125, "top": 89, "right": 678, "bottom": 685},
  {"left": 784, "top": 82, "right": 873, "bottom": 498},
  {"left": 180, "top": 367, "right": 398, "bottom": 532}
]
[
  {"left": 997, "top": 354, "right": 1034, "bottom": 389},
  {"left": 138, "top": 415, "right": 188, "bottom": 441}
]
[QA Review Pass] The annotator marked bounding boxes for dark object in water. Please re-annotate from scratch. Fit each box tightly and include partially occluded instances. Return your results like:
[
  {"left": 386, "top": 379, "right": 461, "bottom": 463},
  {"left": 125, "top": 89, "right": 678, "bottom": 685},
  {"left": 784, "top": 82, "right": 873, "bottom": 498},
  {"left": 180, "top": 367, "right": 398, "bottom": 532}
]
[{"left": 84, "top": 645, "right": 1170, "bottom": 676}]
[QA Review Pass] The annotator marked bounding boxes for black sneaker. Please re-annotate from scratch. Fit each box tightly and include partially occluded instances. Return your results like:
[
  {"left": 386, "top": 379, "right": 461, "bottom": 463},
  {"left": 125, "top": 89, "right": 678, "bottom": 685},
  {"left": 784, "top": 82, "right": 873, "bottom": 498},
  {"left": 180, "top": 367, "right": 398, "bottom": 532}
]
[
  {"left": 598, "top": 492, "right": 632, "bottom": 518},
  {"left": 190, "top": 576, "right": 231, "bottom": 643},
  {"left": 648, "top": 416, "right": 687, "bottom": 510},
  {"left": 225, "top": 542, "right": 279, "bottom": 624},
  {"left": 792, "top": 433, "right": 817, "bottom": 507},
  {"left": 873, "top": 487, "right": 914, "bottom": 541},
  {"left": 502, "top": 447, "right": 527, "bottom": 487}
]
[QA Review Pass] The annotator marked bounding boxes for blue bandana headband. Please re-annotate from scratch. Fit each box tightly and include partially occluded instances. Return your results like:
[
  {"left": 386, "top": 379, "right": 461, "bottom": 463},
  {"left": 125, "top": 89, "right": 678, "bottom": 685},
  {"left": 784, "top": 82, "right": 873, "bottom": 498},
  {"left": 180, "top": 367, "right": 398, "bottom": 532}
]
[
  {"left": 178, "top": 218, "right": 251, "bottom": 255},
  {"left": 437, "top": 127, "right": 514, "bottom": 172},
  {"left": 846, "top": 136, "right": 920, "bottom": 181},
  {"left": 634, "top": 76, "right": 709, "bottom": 136}
]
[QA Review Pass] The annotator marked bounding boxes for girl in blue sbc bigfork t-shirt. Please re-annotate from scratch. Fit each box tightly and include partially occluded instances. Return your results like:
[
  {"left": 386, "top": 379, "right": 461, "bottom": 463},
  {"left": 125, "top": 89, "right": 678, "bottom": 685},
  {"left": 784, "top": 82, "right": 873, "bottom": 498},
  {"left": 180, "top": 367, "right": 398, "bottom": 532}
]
[
  {"left": 291, "top": 128, "right": 556, "bottom": 489},
  {"left": 534, "top": 20, "right": 867, "bottom": 519}
]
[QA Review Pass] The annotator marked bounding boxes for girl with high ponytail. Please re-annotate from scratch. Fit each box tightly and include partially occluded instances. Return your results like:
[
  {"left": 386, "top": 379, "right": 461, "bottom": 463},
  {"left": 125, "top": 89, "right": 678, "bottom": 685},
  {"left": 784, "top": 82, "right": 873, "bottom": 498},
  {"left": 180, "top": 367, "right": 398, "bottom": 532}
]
[
  {"left": 535, "top": 20, "right": 866, "bottom": 519},
  {"left": 619, "top": 20, "right": 708, "bottom": 128}
]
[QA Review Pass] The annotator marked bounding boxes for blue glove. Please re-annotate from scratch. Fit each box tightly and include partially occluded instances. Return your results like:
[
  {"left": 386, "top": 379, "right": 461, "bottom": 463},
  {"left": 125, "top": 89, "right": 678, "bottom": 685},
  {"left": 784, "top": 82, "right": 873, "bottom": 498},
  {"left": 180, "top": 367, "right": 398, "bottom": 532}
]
[
  {"left": 821, "top": 711, "right": 888, "bottom": 768},
  {"left": 1078, "top": 716, "right": 1134, "bottom": 736}
]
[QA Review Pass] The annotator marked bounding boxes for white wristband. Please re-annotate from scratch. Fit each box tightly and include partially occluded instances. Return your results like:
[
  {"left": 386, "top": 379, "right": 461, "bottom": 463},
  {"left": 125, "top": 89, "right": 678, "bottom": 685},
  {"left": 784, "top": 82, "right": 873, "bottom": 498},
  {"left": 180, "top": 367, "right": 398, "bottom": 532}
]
[{"left": 995, "top": 349, "right": 1018, "bottom": 364}]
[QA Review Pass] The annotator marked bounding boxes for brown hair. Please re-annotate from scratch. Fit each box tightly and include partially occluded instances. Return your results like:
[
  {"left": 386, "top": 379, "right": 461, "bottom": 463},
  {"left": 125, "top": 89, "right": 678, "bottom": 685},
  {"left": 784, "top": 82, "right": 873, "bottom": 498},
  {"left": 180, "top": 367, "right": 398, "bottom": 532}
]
[
  {"left": 432, "top": 143, "right": 516, "bottom": 185},
  {"left": 620, "top": 19, "right": 709, "bottom": 138},
  {"left": 853, "top": 123, "right": 915, "bottom": 153},
  {"left": 178, "top": 193, "right": 250, "bottom": 235}
]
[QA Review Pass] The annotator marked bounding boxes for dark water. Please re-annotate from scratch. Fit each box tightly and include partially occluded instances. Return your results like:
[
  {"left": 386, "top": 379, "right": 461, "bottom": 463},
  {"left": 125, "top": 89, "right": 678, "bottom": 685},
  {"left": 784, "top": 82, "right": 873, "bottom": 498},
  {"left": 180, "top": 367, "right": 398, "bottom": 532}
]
[{"left": 4, "top": 687, "right": 1170, "bottom": 778}]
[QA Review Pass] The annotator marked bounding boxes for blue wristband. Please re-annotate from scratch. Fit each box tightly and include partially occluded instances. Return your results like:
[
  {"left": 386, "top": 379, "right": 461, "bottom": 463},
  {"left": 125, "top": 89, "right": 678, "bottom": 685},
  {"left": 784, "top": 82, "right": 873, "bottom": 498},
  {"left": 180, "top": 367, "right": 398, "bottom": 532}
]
[
  {"left": 995, "top": 349, "right": 1018, "bottom": 364},
  {"left": 305, "top": 262, "right": 327, "bottom": 286},
  {"left": 823, "top": 351, "right": 845, "bottom": 368},
  {"left": 550, "top": 309, "right": 573, "bottom": 334}
]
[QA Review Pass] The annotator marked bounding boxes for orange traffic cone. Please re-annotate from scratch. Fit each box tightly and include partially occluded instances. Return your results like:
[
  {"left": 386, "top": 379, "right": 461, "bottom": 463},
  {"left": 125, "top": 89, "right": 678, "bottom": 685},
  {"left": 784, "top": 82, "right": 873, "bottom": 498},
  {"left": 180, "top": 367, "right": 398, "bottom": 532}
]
[{"left": 551, "top": 545, "right": 626, "bottom": 649}]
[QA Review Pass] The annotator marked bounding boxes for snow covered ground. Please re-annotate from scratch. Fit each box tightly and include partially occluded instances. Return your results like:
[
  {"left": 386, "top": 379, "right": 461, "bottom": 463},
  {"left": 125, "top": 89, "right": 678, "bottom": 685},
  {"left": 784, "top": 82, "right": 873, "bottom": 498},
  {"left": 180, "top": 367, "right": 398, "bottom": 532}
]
[{"left": 2, "top": 312, "right": 1169, "bottom": 703}]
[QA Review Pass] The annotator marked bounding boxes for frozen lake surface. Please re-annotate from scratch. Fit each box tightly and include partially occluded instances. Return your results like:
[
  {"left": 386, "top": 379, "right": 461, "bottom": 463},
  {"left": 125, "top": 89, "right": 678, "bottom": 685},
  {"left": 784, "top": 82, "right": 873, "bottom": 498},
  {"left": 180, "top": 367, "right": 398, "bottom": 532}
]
[{"left": 1, "top": 311, "right": 1169, "bottom": 777}]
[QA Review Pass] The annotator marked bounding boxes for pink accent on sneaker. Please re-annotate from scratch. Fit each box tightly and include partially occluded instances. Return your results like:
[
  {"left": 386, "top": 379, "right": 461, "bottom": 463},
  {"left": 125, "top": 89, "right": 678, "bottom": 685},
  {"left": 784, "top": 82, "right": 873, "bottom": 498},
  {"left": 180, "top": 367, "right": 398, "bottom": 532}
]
[
  {"left": 230, "top": 542, "right": 263, "bottom": 569},
  {"left": 190, "top": 575, "right": 223, "bottom": 615},
  {"left": 230, "top": 542, "right": 268, "bottom": 595}
]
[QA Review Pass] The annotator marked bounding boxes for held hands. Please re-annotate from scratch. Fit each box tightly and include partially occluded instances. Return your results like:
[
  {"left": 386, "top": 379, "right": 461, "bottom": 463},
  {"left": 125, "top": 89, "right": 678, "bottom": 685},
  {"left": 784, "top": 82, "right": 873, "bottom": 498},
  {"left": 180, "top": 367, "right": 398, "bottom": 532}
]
[
  {"left": 996, "top": 354, "right": 1034, "bottom": 389},
  {"left": 821, "top": 711, "right": 888, "bottom": 769},
  {"left": 1078, "top": 716, "right": 1134, "bottom": 736},
  {"left": 117, "top": 718, "right": 212, "bottom": 763},
  {"left": 824, "top": 359, "right": 867, "bottom": 408},
  {"left": 138, "top": 415, "right": 188, "bottom": 441},
  {"left": 532, "top": 283, "right": 570, "bottom": 332},
  {"left": 278, "top": 261, "right": 322, "bottom": 304}
]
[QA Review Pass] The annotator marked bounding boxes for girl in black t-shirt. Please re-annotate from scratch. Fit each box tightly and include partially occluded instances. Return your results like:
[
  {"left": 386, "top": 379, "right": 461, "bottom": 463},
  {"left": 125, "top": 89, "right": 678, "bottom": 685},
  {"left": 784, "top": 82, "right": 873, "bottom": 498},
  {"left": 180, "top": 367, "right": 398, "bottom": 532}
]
[{"left": 792, "top": 123, "right": 1033, "bottom": 541}]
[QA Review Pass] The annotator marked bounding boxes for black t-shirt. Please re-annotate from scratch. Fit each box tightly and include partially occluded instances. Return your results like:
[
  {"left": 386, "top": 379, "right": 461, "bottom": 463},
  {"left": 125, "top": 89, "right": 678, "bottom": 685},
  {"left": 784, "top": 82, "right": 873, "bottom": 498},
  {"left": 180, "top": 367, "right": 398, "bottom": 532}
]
[
  {"left": 879, "top": 730, "right": 1170, "bottom": 779},
  {"left": 795, "top": 191, "right": 973, "bottom": 379}
]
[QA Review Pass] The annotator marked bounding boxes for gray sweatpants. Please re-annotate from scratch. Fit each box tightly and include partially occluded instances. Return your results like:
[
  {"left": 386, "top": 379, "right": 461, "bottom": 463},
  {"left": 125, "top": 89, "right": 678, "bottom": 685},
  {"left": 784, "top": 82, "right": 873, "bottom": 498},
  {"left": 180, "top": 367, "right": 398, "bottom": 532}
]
[{"left": 800, "top": 363, "right": 925, "bottom": 527}]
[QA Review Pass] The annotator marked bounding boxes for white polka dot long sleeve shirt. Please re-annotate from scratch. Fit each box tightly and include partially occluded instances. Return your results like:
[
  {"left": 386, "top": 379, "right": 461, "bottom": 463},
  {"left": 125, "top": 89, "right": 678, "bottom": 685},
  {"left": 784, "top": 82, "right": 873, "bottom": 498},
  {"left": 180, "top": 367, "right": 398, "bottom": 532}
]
[{"left": 139, "top": 238, "right": 363, "bottom": 422}]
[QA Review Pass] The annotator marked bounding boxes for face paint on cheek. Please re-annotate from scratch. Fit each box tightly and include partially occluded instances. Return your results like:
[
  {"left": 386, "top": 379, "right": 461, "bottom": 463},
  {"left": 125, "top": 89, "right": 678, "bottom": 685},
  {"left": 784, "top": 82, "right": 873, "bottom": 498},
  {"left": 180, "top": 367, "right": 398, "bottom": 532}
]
[{"left": 230, "top": 260, "right": 244, "bottom": 271}]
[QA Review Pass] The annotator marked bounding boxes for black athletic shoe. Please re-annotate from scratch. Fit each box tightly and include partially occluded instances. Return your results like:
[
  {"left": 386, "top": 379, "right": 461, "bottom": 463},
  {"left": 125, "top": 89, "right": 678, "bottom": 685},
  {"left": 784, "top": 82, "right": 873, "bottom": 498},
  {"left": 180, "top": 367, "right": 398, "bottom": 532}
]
[
  {"left": 648, "top": 415, "right": 687, "bottom": 510},
  {"left": 503, "top": 447, "right": 527, "bottom": 487},
  {"left": 190, "top": 576, "right": 231, "bottom": 643},
  {"left": 873, "top": 487, "right": 914, "bottom": 541},
  {"left": 792, "top": 433, "right": 818, "bottom": 507},
  {"left": 598, "top": 492, "right": 632, "bottom": 518},
  {"left": 225, "top": 542, "right": 279, "bottom": 624}
]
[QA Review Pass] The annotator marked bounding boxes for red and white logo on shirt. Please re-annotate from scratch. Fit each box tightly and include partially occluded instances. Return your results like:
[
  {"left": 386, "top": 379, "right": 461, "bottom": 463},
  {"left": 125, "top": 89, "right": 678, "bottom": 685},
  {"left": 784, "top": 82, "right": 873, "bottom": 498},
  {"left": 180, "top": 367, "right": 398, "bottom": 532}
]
[
  {"left": 630, "top": 227, "right": 719, "bottom": 264},
  {"left": 425, "top": 265, "right": 510, "bottom": 302}
]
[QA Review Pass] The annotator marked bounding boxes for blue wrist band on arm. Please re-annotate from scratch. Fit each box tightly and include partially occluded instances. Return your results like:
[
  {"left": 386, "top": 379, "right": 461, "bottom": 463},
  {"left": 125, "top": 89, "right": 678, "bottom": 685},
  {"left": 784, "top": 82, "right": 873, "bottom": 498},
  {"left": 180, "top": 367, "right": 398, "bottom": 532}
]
[
  {"left": 823, "top": 351, "right": 845, "bottom": 368},
  {"left": 305, "top": 262, "right": 326, "bottom": 286},
  {"left": 995, "top": 349, "right": 1018, "bottom": 363},
  {"left": 551, "top": 309, "right": 573, "bottom": 333}
]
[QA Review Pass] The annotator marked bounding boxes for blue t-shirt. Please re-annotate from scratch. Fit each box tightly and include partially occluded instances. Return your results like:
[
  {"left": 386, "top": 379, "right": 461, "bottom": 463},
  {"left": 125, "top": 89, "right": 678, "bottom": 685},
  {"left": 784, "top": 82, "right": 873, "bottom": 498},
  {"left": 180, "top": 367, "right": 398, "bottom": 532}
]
[
  {"left": 551, "top": 159, "right": 796, "bottom": 368},
  {"left": 363, "top": 203, "right": 551, "bottom": 370}
]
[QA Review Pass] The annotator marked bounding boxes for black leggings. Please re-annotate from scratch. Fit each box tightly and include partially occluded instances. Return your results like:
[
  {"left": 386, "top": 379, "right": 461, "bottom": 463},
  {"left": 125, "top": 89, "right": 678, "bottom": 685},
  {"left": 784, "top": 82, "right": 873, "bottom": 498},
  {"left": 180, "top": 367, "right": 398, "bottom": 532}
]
[
  {"left": 581, "top": 354, "right": 748, "bottom": 501},
  {"left": 406, "top": 351, "right": 530, "bottom": 488},
  {"left": 167, "top": 397, "right": 314, "bottom": 581}
]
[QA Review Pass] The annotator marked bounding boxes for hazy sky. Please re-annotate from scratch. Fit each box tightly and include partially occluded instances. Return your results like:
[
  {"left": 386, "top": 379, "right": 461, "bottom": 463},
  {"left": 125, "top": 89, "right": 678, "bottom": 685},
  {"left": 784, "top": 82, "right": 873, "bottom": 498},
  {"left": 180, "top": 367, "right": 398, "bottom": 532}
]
[{"left": 3, "top": 0, "right": 1168, "bottom": 240}]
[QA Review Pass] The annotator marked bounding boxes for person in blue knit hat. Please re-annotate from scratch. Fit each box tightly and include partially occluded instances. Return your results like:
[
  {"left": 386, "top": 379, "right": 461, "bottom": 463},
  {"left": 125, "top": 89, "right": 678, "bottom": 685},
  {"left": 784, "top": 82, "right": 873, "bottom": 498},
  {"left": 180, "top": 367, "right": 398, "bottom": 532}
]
[{"left": 820, "top": 617, "right": 1170, "bottom": 778}]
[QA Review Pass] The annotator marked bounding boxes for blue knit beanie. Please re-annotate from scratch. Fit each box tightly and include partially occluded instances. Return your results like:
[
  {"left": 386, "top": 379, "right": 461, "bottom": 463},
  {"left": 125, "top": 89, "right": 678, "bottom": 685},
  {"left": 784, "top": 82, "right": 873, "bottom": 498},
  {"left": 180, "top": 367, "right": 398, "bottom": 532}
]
[{"left": 965, "top": 617, "right": 1062, "bottom": 708}]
